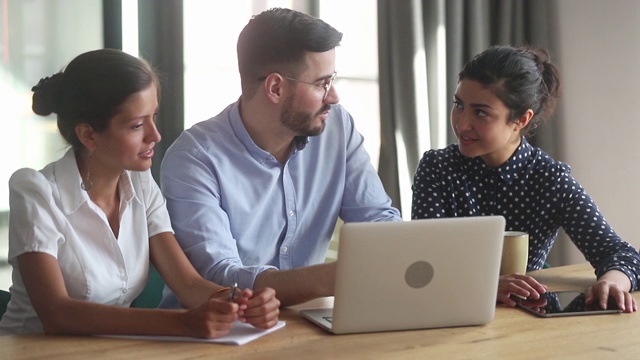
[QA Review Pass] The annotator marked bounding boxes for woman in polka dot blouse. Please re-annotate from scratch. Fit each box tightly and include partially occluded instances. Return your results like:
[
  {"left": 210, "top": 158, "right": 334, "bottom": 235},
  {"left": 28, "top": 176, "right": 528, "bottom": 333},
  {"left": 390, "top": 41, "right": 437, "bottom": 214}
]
[{"left": 411, "top": 45, "right": 640, "bottom": 313}]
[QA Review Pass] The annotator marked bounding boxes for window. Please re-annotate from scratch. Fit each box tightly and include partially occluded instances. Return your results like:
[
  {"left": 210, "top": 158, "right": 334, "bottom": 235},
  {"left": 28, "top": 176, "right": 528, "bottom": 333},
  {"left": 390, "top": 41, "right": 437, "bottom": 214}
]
[
  {"left": 318, "top": 1, "right": 379, "bottom": 167},
  {"left": 0, "top": 0, "right": 103, "bottom": 290},
  {"left": 182, "top": 0, "right": 380, "bottom": 166}
]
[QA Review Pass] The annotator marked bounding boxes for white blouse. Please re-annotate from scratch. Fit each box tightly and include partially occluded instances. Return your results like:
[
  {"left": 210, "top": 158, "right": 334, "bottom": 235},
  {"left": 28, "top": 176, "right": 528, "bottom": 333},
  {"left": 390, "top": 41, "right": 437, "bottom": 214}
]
[{"left": 0, "top": 148, "right": 173, "bottom": 334}]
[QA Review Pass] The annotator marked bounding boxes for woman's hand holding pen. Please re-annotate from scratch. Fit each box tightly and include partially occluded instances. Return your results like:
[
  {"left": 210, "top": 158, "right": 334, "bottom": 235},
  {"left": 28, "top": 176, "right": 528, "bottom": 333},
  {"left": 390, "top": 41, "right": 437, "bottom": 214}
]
[{"left": 181, "top": 295, "right": 240, "bottom": 339}]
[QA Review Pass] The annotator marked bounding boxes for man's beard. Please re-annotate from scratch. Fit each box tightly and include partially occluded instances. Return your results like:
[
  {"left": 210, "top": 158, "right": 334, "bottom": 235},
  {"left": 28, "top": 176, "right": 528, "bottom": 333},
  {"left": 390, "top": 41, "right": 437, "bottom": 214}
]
[{"left": 280, "top": 94, "right": 330, "bottom": 137}]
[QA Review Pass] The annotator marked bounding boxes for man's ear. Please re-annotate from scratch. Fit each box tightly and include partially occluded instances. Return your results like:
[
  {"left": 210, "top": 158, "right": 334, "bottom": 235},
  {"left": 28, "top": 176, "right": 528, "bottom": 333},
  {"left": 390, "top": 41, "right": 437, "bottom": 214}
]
[
  {"left": 75, "top": 123, "right": 96, "bottom": 151},
  {"left": 264, "top": 73, "right": 288, "bottom": 104},
  {"left": 515, "top": 109, "right": 534, "bottom": 131}
]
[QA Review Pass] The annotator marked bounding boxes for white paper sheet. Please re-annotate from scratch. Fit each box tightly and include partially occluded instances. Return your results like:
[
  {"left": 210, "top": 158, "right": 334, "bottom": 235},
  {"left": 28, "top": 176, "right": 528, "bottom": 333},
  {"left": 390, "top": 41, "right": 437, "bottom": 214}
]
[{"left": 103, "top": 320, "right": 286, "bottom": 346}]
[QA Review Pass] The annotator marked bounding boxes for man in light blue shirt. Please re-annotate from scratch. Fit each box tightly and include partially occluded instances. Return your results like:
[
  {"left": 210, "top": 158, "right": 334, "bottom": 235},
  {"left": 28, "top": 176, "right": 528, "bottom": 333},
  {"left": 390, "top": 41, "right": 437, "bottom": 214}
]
[{"left": 160, "top": 8, "right": 401, "bottom": 307}]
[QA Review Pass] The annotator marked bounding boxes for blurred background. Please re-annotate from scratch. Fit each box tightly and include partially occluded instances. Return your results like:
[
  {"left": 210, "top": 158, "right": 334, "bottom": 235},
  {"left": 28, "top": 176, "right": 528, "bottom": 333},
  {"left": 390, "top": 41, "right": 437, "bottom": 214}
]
[{"left": 1, "top": 0, "right": 638, "bottom": 289}]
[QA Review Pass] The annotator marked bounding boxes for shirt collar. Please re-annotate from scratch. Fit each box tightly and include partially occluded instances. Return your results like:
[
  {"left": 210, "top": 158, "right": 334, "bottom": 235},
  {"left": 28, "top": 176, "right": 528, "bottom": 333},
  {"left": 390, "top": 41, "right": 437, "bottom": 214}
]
[
  {"left": 229, "top": 100, "right": 302, "bottom": 165},
  {"left": 118, "top": 170, "right": 136, "bottom": 206},
  {"left": 457, "top": 137, "right": 533, "bottom": 184},
  {"left": 54, "top": 148, "right": 89, "bottom": 214},
  {"left": 53, "top": 148, "right": 137, "bottom": 214},
  {"left": 494, "top": 137, "right": 533, "bottom": 183}
]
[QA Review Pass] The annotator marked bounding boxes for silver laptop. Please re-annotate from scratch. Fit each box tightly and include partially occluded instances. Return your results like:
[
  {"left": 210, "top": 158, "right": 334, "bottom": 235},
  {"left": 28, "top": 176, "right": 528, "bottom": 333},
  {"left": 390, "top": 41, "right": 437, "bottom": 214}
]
[{"left": 300, "top": 216, "right": 505, "bottom": 334}]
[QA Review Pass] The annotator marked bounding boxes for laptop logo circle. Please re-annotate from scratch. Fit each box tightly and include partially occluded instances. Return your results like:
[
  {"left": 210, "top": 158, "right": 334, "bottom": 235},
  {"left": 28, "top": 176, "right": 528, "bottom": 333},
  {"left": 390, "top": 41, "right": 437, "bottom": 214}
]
[{"left": 405, "top": 261, "right": 434, "bottom": 288}]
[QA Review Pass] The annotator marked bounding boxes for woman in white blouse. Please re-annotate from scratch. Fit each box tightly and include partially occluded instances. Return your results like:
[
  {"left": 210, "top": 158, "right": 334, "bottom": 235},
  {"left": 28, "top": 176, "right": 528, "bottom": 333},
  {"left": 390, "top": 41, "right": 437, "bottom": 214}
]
[{"left": 0, "top": 49, "right": 280, "bottom": 337}]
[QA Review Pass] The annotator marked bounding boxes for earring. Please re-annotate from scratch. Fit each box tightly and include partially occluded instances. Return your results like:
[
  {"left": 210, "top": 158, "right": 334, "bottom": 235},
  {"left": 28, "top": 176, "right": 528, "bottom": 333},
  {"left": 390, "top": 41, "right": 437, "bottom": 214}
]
[{"left": 81, "top": 151, "right": 93, "bottom": 191}]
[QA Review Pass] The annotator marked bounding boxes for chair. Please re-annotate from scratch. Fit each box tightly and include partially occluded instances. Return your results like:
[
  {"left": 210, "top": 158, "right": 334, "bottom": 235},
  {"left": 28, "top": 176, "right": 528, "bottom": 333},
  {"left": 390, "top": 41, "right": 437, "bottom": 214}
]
[
  {"left": 130, "top": 265, "right": 164, "bottom": 309},
  {"left": 0, "top": 272, "right": 162, "bottom": 315},
  {"left": 0, "top": 289, "right": 10, "bottom": 320}
]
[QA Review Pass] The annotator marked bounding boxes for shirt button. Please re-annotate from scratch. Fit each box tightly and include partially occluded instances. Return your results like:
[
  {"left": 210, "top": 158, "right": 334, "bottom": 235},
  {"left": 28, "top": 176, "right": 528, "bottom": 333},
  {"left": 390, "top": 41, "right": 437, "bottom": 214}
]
[
  {"left": 122, "top": 288, "right": 128, "bottom": 294},
  {"left": 282, "top": 246, "right": 288, "bottom": 253},
  {"left": 258, "top": 159, "right": 264, "bottom": 164},
  {"left": 288, "top": 210, "right": 295, "bottom": 217}
]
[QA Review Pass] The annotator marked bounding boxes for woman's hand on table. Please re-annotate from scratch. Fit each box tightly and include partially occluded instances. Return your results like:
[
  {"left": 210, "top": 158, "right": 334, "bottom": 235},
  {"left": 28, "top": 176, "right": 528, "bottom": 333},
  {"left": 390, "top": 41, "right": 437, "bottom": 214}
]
[
  {"left": 497, "top": 273, "right": 547, "bottom": 307},
  {"left": 586, "top": 270, "right": 637, "bottom": 313}
]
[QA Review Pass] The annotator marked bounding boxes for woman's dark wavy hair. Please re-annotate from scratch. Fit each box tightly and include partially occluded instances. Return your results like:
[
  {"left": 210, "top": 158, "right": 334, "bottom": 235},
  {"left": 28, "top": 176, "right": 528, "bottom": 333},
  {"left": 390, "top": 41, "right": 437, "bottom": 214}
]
[
  {"left": 458, "top": 45, "right": 561, "bottom": 137},
  {"left": 31, "top": 48, "right": 160, "bottom": 150}
]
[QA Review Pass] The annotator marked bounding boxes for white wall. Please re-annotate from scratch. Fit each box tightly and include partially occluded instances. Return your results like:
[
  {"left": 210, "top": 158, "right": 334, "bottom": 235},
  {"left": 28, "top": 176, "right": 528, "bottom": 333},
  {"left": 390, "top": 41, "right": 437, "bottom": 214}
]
[{"left": 551, "top": 0, "right": 640, "bottom": 264}]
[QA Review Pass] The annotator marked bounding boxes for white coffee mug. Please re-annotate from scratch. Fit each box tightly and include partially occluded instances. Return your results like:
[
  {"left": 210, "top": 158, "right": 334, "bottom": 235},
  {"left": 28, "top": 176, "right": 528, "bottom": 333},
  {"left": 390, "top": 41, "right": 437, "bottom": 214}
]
[{"left": 500, "top": 231, "right": 529, "bottom": 276}]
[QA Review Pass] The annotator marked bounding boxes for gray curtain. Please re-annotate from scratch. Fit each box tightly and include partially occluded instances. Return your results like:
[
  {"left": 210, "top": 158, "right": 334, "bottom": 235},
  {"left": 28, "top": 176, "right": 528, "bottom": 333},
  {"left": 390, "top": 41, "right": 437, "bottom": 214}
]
[
  {"left": 378, "top": 0, "right": 555, "bottom": 216},
  {"left": 138, "top": 0, "right": 185, "bottom": 182}
]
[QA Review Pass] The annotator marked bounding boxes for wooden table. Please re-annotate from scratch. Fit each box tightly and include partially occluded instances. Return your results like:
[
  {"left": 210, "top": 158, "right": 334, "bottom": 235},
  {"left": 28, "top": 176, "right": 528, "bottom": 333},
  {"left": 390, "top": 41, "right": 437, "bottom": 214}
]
[{"left": 1, "top": 263, "right": 637, "bottom": 359}]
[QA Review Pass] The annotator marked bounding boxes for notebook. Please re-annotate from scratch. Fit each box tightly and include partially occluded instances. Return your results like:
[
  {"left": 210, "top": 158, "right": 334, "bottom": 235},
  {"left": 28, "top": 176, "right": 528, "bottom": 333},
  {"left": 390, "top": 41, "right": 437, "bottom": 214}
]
[{"left": 300, "top": 216, "right": 506, "bottom": 334}]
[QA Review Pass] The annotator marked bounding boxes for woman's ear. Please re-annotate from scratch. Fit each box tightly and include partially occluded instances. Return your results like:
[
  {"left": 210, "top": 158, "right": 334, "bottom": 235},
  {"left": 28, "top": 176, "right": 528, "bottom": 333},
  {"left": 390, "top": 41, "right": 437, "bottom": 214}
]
[
  {"left": 515, "top": 109, "right": 534, "bottom": 131},
  {"left": 75, "top": 123, "right": 96, "bottom": 151}
]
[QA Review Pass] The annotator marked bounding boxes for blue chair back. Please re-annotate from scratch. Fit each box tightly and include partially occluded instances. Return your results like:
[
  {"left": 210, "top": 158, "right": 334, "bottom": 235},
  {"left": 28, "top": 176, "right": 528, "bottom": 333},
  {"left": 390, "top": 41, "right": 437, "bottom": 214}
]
[
  {"left": 130, "top": 265, "right": 164, "bottom": 308},
  {"left": 0, "top": 289, "right": 10, "bottom": 320},
  {"left": 0, "top": 274, "right": 163, "bottom": 315},
  {"left": 0, "top": 269, "right": 164, "bottom": 313}
]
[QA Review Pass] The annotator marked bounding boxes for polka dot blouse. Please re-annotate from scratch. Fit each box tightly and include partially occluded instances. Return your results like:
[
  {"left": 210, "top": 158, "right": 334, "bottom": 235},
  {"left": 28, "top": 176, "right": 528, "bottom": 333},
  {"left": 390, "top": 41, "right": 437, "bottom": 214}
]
[{"left": 411, "top": 137, "right": 640, "bottom": 290}]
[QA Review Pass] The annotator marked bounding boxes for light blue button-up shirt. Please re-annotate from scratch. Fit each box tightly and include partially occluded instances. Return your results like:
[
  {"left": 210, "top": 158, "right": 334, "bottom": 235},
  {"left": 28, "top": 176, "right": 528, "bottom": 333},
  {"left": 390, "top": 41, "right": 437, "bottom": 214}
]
[{"left": 159, "top": 101, "right": 400, "bottom": 308}]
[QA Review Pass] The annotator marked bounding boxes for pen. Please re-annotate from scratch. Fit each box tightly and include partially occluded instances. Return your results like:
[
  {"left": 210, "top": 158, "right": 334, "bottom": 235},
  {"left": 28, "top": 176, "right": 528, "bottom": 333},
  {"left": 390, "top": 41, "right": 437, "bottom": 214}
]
[{"left": 229, "top": 282, "right": 237, "bottom": 302}]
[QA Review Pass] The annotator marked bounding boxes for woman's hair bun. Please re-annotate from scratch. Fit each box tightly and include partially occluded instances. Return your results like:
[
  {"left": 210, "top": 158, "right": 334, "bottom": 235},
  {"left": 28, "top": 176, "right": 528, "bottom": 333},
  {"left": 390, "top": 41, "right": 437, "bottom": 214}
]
[{"left": 31, "top": 73, "right": 63, "bottom": 116}]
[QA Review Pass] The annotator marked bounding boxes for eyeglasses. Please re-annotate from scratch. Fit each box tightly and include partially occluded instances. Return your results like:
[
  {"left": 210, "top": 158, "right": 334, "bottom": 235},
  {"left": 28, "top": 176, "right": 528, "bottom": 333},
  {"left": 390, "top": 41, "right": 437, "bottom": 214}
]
[
  {"left": 258, "top": 72, "right": 337, "bottom": 100},
  {"left": 283, "top": 72, "right": 336, "bottom": 100}
]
